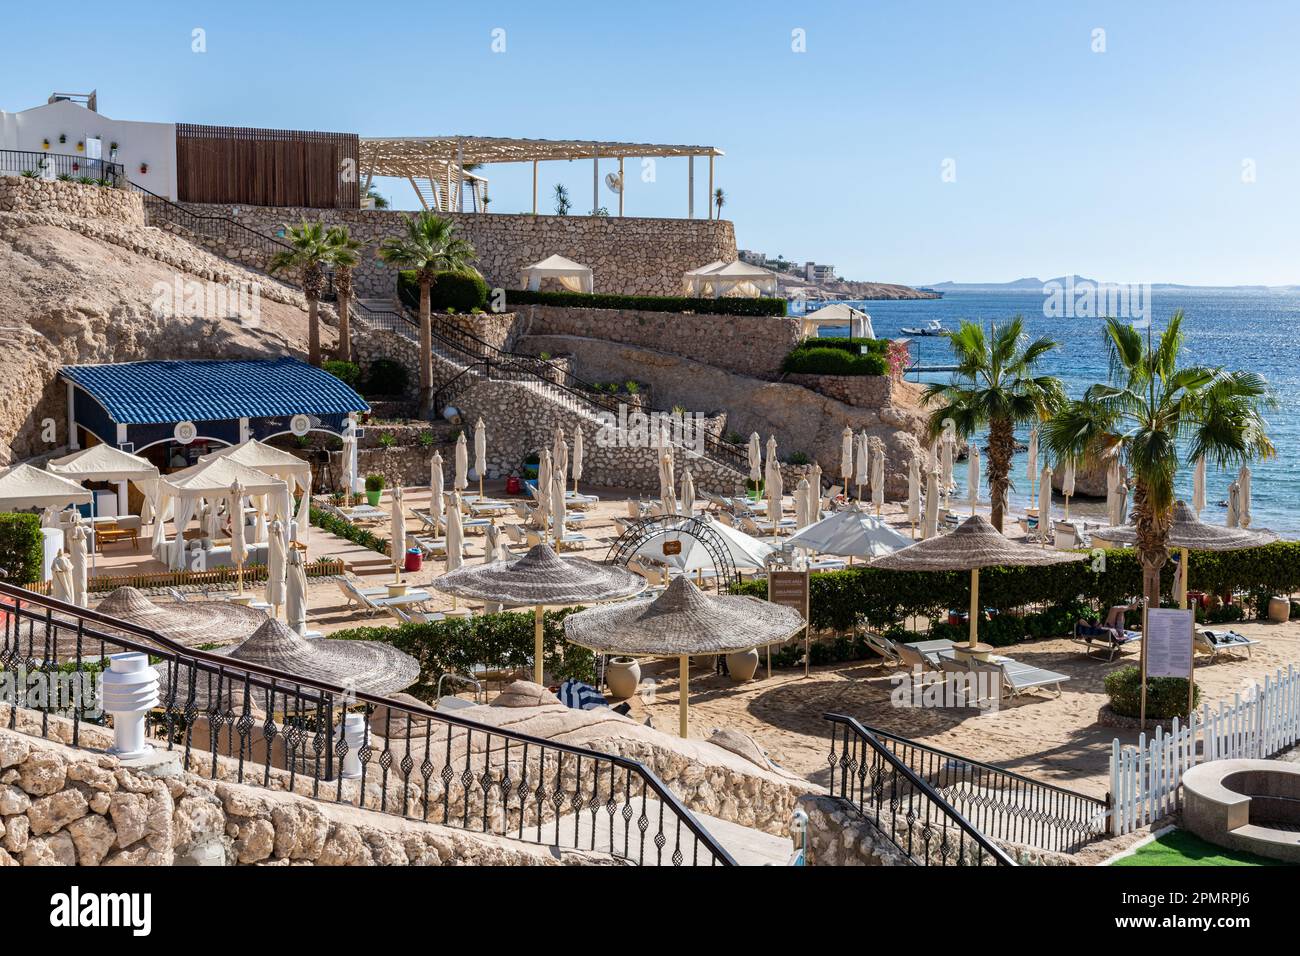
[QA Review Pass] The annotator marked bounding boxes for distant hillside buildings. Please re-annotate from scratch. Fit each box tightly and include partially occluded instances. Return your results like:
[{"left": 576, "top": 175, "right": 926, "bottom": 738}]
[{"left": 739, "top": 249, "right": 836, "bottom": 282}]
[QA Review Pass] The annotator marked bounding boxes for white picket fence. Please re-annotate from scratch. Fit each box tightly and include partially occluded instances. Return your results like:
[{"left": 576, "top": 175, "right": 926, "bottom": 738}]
[{"left": 1109, "top": 664, "right": 1300, "bottom": 835}]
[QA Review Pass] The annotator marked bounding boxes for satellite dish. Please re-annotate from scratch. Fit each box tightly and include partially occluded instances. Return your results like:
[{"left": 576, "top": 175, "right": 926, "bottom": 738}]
[{"left": 605, "top": 172, "right": 623, "bottom": 194}]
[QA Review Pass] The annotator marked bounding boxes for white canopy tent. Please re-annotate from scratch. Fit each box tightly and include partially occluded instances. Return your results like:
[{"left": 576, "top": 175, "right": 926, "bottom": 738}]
[
  {"left": 48, "top": 443, "right": 163, "bottom": 524},
  {"left": 160, "top": 457, "right": 290, "bottom": 570},
  {"left": 682, "top": 260, "right": 779, "bottom": 298},
  {"left": 784, "top": 508, "right": 911, "bottom": 559},
  {"left": 799, "top": 303, "right": 875, "bottom": 340},
  {"left": 520, "top": 254, "right": 594, "bottom": 293},
  {"left": 199, "top": 439, "right": 312, "bottom": 539},
  {"left": 0, "top": 464, "right": 94, "bottom": 512}
]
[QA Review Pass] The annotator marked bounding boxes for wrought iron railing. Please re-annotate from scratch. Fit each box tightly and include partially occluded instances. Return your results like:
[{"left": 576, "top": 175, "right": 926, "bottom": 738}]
[
  {"left": 858, "top": 723, "right": 1109, "bottom": 854},
  {"left": 128, "top": 181, "right": 295, "bottom": 262},
  {"left": 0, "top": 582, "right": 735, "bottom": 866},
  {"left": 825, "top": 714, "right": 1015, "bottom": 865},
  {"left": 1, "top": 148, "right": 125, "bottom": 187}
]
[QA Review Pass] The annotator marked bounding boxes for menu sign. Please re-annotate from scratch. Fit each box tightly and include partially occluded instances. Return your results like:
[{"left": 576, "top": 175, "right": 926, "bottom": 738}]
[
  {"left": 769, "top": 571, "right": 810, "bottom": 617},
  {"left": 1145, "top": 608, "right": 1194, "bottom": 679}
]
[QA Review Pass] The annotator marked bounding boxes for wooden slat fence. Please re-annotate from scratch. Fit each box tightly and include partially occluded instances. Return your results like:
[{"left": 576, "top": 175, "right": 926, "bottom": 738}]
[{"left": 176, "top": 123, "right": 359, "bottom": 208}]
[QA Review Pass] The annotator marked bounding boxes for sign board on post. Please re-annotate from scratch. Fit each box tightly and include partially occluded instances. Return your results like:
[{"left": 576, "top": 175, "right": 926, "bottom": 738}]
[
  {"left": 1141, "top": 606, "right": 1196, "bottom": 726},
  {"left": 768, "top": 570, "right": 811, "bottom": 678}
]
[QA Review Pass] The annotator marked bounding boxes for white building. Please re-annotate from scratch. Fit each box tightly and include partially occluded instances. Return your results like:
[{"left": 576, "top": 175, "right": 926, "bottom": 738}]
[
  {"left": 804, "top": 261, "right": 836, "bottom": 282},
  {"left": 0, "top": 93, "right": 178, "bottom": 198}
]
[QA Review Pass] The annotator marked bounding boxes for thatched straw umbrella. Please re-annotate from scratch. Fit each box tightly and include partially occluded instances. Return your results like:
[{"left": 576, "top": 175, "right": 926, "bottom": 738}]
[
  {"left": 433, "top": 543, "right": 645, "bottom": 684},
  {"left": 1091, "top": 500, "right": 1276, "bottom": 608},
  {"left": 872, "top": 514, "right": 1083, "bottom": 653},
  {"left": 96, "top": 587, "right": 267, "bottom": 648},
  {"left": 564, "top": 576, "right": 805, "bottom": 738}
]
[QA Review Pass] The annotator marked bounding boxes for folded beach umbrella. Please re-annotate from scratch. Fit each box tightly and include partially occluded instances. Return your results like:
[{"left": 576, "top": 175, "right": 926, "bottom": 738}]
[
  {"left": 1060, "top": 455, "right": 1074, "bottom": 519},
  {"left": 390, "top": 485, "right": 406, "bottom": 583},
  {"left": 484, "top": 522, "right": 502, "bottom": 565},
  {"left": 285, "top": 545, "right": 308, "bottom": 636},
  {"left": 550, "top": 474, "right": 566, "bottom": 544},
  {"left": 454, "top": 432, "right": 469, "bottom": 492},
  {"left": 535, "top": 450, "right": 552, "bottom": 530},
  {"left": 765, "top": 435, "right": 778, "bottom": 481},
  {"left": 474, "top": 417, "right": 487, "bottom": 499},
  {"left": 872, "top": 514, "right": 1083, "bottom": 649},
  {"left": 564, "top": 575, "right": 804, "bottom": 737},
  {"left": 967, "top": 446, "right": 981, "bottom": 515},
  {"left": 342, "top": 434, "right": 357, "bottom": 504},
  {"left": 97, "top": 586, "right": 267, "bottom": 648},
  {"left": 922, "top": 468, "right": 940, "bottom": 539},
  {"left": 907, "top": 455, "right": 921, "bottom": 534},
  {"left": 1038, "top": 465, "right": 1053, "bottom": 542},
  {"left": 266, "top": 518, "right": 286, "bottom": 614},
  {"left": 229, "top": 480, "right": 249, "bottom": 594},
  {"left": 50, "top": 552, "right": 75, "bottom": 605},
  {"left": 572, "top": 429, "right": 584, "bottom": 493},
  {"left": 553, "top": 424, "right": 568, "bottom": 488},
  {"left": 794, "top": 478, "right": 811, "bottom": 528},
  {"left": 1026, "top": 425, "right": 1039, "bottom": 500},
  {"left": 68, "top": 518, "right": 89, "bottom": 608},
  {"left": 840, "top": 427, "right": 854, "bottom": 486},
  {"left": 1225, "top": 482, "right": 1240, "bottom": 529},
  {"left": 1192, "top": 456, "right": 1207, "bottom": 517},
  {"left": 681, "top": 468, "right": 696, "bottom": 517},
  {"left": 747, "top": 433, "right": 762, "bottom": 487},
  {"left": 1238, "top": 465, "right": 1252, "bottom": 529},
  {"left": 446, "top": 493, "right": 465, "bottom": 573},
  {"left": 766, "top": 461, "right": 783, "bottom": 527},
  {"left": 1091, "top": 500, "right": 1276, "bottom": 608},
  {"left": 871, "top": 442, "right": 885, "bottom": 515},
  {"left": 435, "top": 543, "right": 645, "bottom": 683},
  {"left": 941, "top": 433, "right": 956, "bottom": 502},
  {"left": 811, "top": 462, "right": 823, "bottom": 511},
  {"left": 1106, "top": 458, "right": 1125, "bottom": 527},
  {"left": 855, "top": 431, "right": 870, "bottom": 501},
  {"left": 430, "top": 450, "right": 445, "bottom": 536}
]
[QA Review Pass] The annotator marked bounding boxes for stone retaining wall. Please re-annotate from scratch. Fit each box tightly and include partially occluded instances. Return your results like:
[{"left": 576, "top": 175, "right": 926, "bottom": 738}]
[
  {"left": 180, "top": 204, "right": 737, "bottom": 298},
  {"left": 785, "top": 372, "right": 898, "bottom": 408},
  {"left": 518, "top": 304, "right": 801, "bottom": 380},
  {"left": 0, "top": 175, "right": 145, "bottom": 224}
]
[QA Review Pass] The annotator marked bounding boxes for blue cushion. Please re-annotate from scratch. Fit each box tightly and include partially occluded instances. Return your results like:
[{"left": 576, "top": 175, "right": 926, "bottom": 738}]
[{"left": 557, "top": 680, "right": 607, "bottom": 711}]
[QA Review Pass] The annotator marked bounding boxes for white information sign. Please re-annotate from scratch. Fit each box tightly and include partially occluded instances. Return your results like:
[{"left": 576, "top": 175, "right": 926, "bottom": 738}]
[{"left": 1145, "top": 607, "right": 1195, "bottom": 679}]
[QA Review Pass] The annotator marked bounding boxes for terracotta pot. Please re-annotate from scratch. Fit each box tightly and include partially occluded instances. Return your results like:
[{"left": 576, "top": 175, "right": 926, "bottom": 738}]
[
  {"left": 606, "top": 657, "right": 641, "bottom": 699},
  {"left": 1267, "top": 596, "right": 1291, "bottom": 624},
  {"left": 726, "top": 648, "right": 760, "bottom": 683}
]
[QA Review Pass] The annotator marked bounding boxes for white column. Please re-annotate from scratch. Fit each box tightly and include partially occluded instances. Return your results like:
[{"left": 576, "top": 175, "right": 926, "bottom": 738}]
[
  {"left": 532, "top": 161, "right": 538, "bottom": 214},
  {"left": 618, "top": 157, "right": 625, "bottom": 216},
  {"left": 688, "top": 156, "right": 695, "bottom": 219},
  {"left": 708, "top": 155, "right": 715, "bottom": 220},
  {"left": 115, "top": 423, "right": 129, "bottom": 513},
  {"left": 456, "top": 140, "right": 465, "bottom": 213},
  {"left": 239, "top": 417, "right": 250, "bottom": 443},
  {"left": 66, "top": 381, "right": 79, "bottom": 450}
]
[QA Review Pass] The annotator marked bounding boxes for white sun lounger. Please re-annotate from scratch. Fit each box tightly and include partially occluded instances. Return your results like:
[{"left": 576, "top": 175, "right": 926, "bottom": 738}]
[{"left": 1195, "top": 628, "right": 1258, "bottom": 660}]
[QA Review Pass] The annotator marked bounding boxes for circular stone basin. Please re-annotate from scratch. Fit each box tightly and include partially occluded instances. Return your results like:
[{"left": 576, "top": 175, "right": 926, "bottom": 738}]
[{"left": 1182, "top": 759, "right": 1300, "bottom": 863}]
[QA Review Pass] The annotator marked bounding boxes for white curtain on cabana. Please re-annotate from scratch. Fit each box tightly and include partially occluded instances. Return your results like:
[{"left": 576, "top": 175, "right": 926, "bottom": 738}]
[
  {"left": 519, "top": 254, "right": 594, "bottom": 293},
  {"left": 199, "top": 439, "right": 312, "bottom": 540},
  {"left": 682, "top": 260, "right": 779, "bottom": 298},
  {"left": 160, "top": 458, "right": 286, "bottom": 570},
  {"left": 48, "top": 444, "right": 163, "bottom": 526},
  {"left": 799, "top": 303, "right": 875, "bottom": 339}
]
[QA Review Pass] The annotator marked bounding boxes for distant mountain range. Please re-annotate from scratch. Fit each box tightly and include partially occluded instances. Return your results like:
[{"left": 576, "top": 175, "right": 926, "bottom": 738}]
[{"left": 928, "top": 275, "right": 1300, "bottom": 292}]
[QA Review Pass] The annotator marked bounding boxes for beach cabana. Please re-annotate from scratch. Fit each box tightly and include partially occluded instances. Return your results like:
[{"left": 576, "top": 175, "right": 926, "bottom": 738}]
[
  {"left": 682, "top": 260, "right": 778, "bottom": 298},
  {"left": 800, "top": 303, "right": 874, "bottom": 339},
  {"left": 872, "top": 514, "right": 1084, "bottom": 653},
  {"left": 520, "top": 254, "right": 594, "bottom": 293},
  {"left": 199, "top": 439, "right": 312, "bottom": 538},
  {"left": 785, "top": 507, "right": 911, "bottom": 559},
  {"left": 564, "top": 576, "right": 805, "bottom": 737},
  {"left": 433, "top": 543, "right": 645, "bottom": 683},
  {"left": 159, "top": 457, "right": 288, "bottom": 569},
  {"left": 47, "top": 444, "right": 161, "bottom": 525},
  {"left": 1091, "top": 500, "right": 1276, "bottom": 608},
  {"left": 0, "top": 464, "right": 93, "bottom": 512}
]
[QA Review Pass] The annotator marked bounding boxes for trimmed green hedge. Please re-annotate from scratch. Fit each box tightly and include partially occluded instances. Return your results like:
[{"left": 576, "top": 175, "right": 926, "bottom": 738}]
[
  {"left": 330, "top": 609, "right": 593, "bottom": 699},
  {"left": 1106, "top": 665, "right": 1201, "bottom": 720},
  {"left": 309, "top": 506, "right": 389, "bottom": 557},
  {"left": 731, "top": 541, "right": 1300, "bottom": 640},
  {"left": 0, "top": 513, "right": 43, "bottom": 585},
  {"left": 322, "top": 360, "right": 361, "bottom": 387},
  {"left": 397, "top": 270, "right": 489, "bottom": 313},
  {"left": 504, "top": 288, "right": 788, "bottom": 317},
  {"left": 782, "top": 345, "right": 889, "bottom": 376},
  {"left": 800, "top": 336, "right": 890, "bottom": 355}
]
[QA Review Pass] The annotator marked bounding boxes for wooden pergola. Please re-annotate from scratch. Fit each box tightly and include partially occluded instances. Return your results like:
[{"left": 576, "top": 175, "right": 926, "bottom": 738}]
[{"left": 358, "top": 135, "right": 724, "bottom": 217}]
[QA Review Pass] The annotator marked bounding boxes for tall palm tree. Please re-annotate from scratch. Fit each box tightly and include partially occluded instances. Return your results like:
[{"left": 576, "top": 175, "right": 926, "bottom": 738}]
[
  {"left": 325, "top": 226, "right": 362, "bottom": 364},
  {"left": 268, "top": 221, "right": 334, "bottom": 366},
  {"left": 922, "top": 317, "right": 1066, "bottom": 532},
  {"left": 553, "top": 183, "right": 571, "bottom": 216},
  {"left": 1043, "top": 312, "right": 1273, "bottom": 606},
  {"left": 376, "top": 212, "right": 477, "bottom": 416},
  {"left": 713, "top": 187, "right": 725, "bottom": 219}
]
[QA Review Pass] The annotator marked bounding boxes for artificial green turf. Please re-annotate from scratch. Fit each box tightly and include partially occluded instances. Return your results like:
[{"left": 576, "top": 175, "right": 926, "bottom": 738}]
[{"left": 1112, "top": 829, "right": 1289, "bottom": 866}]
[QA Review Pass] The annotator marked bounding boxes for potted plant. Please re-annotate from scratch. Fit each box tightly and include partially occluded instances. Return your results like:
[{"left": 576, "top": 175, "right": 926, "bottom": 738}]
[
  {"left": 58, "top": 134, "right": 66, "bottom": 145},
  {"left": 522, "top": 452, "right": 540, "bottom": 480},
  {"left": 109, "top": 141, "right": 119, "bottom": 160},
  {"left": 606, "top": 657, "right": 641, "bottom": 699},
  {"left": 364, "top": 474, "right": 385, "bottom": 507},
  {"left": 139, "top": 162, "right": 149, "bottom": 175},
  {"left": 41, "top": 139, "right": 50, "bottom": 150},
  {"left": 76, "top": 140, "right": 84, "bottom": 152}
]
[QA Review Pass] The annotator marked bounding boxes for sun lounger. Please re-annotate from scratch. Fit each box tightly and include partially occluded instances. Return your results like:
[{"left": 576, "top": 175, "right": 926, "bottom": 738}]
[
  {"left": 1195, "top": 628, "right": 1258, "bottom": 660},
  {"left": 388, "top": 605, "right": 448, "bottom": 625},
  {"left": 1074, "top": 620, "right": 1141, "bottom": 661},
  {"left": 335, "top": 578, "right": 390, "bottom": 608},
  {"left": 863, "top": 631, "right": 901, "bottom": 666},
  {"left": 898, "top": 641, "right": 947, "bottom": 671},
  {"left": 998, "top": 659, "right": 1070, "bottom": 697}
]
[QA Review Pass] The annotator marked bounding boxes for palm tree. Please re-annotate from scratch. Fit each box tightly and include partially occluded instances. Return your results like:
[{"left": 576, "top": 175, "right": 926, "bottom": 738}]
[
  {"left": 268, "top": 221, "right": 334, "bottom": 366},
  {"left": 325, "top": 226, "right": 362, "bottom": 364},
  {"left": 553, "top": 183, "right": 571, "bottom": 216},
  {"left": 922, "top": 317, "right": 1067, "bottom": 532},
  {"left": 1042, "top": 313, "right": 1273, "bottom": 607},
  {"left": 713, "top": 187, "right": 725, "bottom": 219},
  {"left": 376, "top": 212, "right": 477, "bottom": 416}
]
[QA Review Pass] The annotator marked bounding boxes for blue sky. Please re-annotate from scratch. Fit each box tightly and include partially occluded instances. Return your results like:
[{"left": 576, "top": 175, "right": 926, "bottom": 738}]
[{"left": 3, "top": 0, "right": 1298, "bottom": 286}]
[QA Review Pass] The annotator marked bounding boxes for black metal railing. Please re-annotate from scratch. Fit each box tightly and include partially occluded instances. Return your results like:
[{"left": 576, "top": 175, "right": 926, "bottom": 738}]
[
  {"left": 857, "top": 723, "right": 1109, "bottom": 854},
  {"left": 128, "top": 181, "right": 294, "bottom": 262},
  {"left": 0, "top": 582, "right": 735, "bottom": 866},
  {"left": 826, "top": 714, "right": 1015, "bottom": 866},
  {"left": 1, "top": 148, "right": 125, "bottom": 187}
]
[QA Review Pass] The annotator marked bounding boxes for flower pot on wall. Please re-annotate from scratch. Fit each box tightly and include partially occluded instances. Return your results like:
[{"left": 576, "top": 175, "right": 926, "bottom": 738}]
[
  {"left": 605, "top": 657, "right": 641, "bottom": 699},
  {"left": 726, "top": 648, "right": 760, "bottom": 683}
]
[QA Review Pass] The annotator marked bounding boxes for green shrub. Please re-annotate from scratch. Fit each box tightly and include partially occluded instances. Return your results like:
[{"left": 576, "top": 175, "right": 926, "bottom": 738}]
[
  {"left": 397, "top": 270, "right": 489, "bottom": 313},
  {"left": 365, "top": 358, "right": 408, "bottom": 396},
  {"left": 504, "top": 288, "right": 787, "bottom": 317},
  {"left": 309, "top": 506, "right": 388, "bottom": 556},
  {"left": 330, "top": 608, "right": 592, "bottom": 698},
  {"left": 322, "top": 360, "right": 361, "bottom": 387},
  {"left": 787, "top": 452, "right": 810, "bottom": 466},
  {"left": 802, "top": 336, "right": 890, "bottom": 355},
  {"left": 0, "top": 513, "right": 44, "bottom": 585},
  {"left": 364, "top": 474, "right": 385, "bottom": 492},
  {"left": 376, "top": 433, "right": 397, "bottom": 449},
  {"left": 1105, "top": 665, "right": 1201, "bottom": 720},
  {"left": 782, "top": 344, "right": 890, "bottom": 376}
]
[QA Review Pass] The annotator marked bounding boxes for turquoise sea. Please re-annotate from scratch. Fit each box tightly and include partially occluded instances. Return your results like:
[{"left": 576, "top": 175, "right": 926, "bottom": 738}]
[{"left": 810, "top": 289, "right": 1300, "bottom": 536}]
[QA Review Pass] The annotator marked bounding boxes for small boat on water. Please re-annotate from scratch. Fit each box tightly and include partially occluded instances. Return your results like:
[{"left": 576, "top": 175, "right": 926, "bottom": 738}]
[{"left": 900, "top": 319, "right": 949, "bottom": 337}]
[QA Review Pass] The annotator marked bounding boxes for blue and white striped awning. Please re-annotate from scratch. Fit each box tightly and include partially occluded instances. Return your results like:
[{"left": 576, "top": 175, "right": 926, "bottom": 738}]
[{"left": 60, "top": 358, "right": 368, "bottom": 425}]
